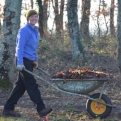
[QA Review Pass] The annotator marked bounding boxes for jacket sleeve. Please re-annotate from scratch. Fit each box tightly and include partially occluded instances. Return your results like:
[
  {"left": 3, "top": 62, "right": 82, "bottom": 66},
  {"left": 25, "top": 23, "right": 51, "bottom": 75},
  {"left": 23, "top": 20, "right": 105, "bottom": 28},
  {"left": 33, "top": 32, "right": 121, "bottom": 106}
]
[
  {"left": 16, "top": 28, "right": 28, "bottom": 65},
  {"left": 35, "top": 27, "right": 40, "bottom": 62}
]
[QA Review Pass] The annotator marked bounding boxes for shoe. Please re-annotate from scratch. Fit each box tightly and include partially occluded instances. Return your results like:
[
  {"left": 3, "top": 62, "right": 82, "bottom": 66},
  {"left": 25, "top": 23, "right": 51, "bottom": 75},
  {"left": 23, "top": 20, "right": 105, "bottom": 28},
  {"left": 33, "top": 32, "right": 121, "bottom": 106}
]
[
  {"left": 38, "top": 107, "right": 52, "bottom": 117},
  {"left": 2, "top": 110, "right": 21, "bottom": 117}
]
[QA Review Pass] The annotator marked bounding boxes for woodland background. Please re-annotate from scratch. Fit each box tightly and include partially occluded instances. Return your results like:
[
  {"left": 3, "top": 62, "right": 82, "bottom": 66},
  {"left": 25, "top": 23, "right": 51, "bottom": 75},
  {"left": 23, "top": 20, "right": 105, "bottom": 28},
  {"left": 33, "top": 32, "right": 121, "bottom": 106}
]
[{"left": 0, "top": 0, "right": 121, "bottom": 121}]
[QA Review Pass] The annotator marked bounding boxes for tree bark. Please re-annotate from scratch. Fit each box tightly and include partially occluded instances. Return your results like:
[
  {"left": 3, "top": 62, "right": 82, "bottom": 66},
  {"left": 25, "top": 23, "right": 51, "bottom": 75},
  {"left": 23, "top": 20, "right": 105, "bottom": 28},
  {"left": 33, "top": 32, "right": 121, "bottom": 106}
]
[
  {"left": 110, "top": 0, "right": 115, "bottom": 35},
  {"left": 52, "top": 0, "right": 64, "bottom": 42},
  {"left": 43, "top": 0, "right": 48, "bottom": 33},
  {"left": 117, "top": 0, "right": 121, "bottom": 71},
  {"left": 30, "top": 0, "right": 34, "bottom": 9},
  {"left": 0, "top": 19, "right": 1, "bottom": 32},
  {"left": 37, "top": 0, "right": 44, "bottom": 38},
  {"left": 59, "top": 0, "right": 64, "bottom": 32},
  {"left": 81, "top": 0, "right": 91, "bottom": 44},
  {"left": 0, "top": 0, "right": 22, "bottom": 84},
  {"left": 53, "top": 0, "right": 59, "bottom": 35},
  {"left": 67, "top": 0, "right": 85, "bottom": 60}
]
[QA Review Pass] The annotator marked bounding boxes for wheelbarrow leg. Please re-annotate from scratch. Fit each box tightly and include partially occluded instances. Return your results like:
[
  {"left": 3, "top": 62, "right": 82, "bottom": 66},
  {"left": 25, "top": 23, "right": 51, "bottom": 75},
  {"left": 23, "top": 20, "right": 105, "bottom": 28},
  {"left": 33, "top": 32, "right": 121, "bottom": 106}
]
[
  {"left": 99, "top": 82, "right": 107, "bottom": 99},
  {"left": 96, "top": 82, "right": 107, "bottom": 108}
]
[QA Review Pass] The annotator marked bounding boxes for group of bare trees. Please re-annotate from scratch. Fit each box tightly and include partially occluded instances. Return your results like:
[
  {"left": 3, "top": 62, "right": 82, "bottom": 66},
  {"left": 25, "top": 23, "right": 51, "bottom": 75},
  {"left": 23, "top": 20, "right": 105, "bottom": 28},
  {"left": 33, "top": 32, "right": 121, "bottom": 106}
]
[{"left": 0, "top": 0, "right": 121, "bottom": 85}]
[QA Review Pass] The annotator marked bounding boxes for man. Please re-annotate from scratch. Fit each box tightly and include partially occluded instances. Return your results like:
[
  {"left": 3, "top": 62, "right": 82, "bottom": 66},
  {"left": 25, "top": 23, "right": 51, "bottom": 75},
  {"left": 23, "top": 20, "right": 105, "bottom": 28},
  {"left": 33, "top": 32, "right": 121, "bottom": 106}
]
[{"left": 2, "top": 9, "right": 52, "bottom": 117}]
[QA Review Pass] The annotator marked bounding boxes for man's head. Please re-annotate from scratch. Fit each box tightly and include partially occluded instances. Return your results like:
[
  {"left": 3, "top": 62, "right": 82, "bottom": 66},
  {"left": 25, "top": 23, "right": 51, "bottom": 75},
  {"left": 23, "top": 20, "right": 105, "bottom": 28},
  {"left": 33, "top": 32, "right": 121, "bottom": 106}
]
[{"left": 25, "top": 9, "right": 38, "bottom": 21}]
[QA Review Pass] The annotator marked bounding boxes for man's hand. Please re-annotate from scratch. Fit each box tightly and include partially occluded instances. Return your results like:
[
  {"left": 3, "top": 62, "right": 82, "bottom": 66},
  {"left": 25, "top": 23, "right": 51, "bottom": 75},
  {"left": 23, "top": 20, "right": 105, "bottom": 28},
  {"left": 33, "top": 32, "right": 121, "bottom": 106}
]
[
  {"left": 33, "top": 61, "right": 38, "bottom": 68},
  {"left": 16, "top": 65, "right": 25, "bottom": 71}
]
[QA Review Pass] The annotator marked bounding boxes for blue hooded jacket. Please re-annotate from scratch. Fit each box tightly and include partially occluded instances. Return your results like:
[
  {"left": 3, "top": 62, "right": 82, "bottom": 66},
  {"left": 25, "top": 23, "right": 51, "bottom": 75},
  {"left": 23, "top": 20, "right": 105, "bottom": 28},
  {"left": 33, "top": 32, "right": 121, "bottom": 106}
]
[{"left": 15, "top": 23, "right": 39, "bottom": 65}]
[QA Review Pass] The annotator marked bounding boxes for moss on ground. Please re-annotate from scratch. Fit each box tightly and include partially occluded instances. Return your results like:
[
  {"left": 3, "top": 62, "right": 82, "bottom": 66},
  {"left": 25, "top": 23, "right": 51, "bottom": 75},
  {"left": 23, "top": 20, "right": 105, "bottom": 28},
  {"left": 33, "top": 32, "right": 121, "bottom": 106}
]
[{"left": 0, "top": 79, "right": 13, "bottom": 90}]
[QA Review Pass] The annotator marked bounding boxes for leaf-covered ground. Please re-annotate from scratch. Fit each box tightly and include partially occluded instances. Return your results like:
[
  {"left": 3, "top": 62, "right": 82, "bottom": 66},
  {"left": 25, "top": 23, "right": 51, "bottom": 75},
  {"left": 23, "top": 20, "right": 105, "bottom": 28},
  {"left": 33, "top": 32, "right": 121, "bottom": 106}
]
[{"left": 0, "top": 70, "right": 121, "bottom": 121}]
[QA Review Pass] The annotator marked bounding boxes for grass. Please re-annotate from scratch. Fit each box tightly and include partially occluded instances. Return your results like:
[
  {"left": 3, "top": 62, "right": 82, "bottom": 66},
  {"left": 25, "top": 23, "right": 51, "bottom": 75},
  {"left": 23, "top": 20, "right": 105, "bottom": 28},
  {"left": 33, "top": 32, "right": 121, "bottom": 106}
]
[
  {"left": 52, "top": 115, "right": 68, "bottom": 121},
  {"left": 0, "top": 113, "right": 118, "bottom": 121},
  {"left": 0, "top": 116, "right": 32, "bottom": 121}
]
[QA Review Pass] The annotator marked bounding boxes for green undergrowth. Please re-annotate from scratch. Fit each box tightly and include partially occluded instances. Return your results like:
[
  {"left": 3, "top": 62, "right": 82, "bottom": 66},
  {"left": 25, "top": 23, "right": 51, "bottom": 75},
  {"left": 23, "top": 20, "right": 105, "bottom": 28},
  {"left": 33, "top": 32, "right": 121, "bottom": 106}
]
[
  {"left": 38, "top": 35, "right": 118, "bottom": 75},
  {"left": 0, "top": 116, "right": 31, "bottom": 121},
  {"left": 0, "top": 79, "right": 13, "bottom": 90}
]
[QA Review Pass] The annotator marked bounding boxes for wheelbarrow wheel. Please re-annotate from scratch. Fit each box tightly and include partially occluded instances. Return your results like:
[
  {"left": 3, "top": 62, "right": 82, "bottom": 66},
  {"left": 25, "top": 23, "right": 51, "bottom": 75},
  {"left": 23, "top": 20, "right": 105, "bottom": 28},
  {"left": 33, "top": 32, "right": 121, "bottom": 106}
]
[{"left": 86, "top": 93, "right": 112, "bottom": 119}]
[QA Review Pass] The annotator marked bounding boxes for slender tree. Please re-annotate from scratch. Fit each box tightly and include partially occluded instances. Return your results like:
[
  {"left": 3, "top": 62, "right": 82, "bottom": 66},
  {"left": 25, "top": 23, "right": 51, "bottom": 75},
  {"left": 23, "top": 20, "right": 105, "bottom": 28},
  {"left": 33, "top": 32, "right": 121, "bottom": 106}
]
[
  {"left": 0, "top": 0, "right": 22, "bottom": 85},
  {"left": 97, "top": 0, "right": 101, "bottom": 44},
  {"left": 30, "top": 0, "right": 34, "bottom": 8},
  {"left": 52, "top": 0, "right": 64, "bottom": 42},
  {"left": 102, "top": 0, "right": 108, "bottom": 34},
  {"left": 0, "top": 19, "right": 1, "bottom": 32},
  {"left": 110, "top": 0, "right": 115, "bottom": 35},
  {"left": 36, "top": 0, "right": 44, "bottom": 37},
  {"left": 43, "top": 0, "right": 48, "bottom": 33},
  {"left": 67, "top": 0, "right": 86, "bottom": 60},
  {"left": 59, "top": 0, "right": 64, "bottom": 36},
  {"left": 117, "top": 0, "right": 121, "bottom": 71},
  {"left": 81, "top": 0, "right": 91, "bottom": 44},
  {"left": 0, "top": 3, "right": 3, "bottom": 32}
]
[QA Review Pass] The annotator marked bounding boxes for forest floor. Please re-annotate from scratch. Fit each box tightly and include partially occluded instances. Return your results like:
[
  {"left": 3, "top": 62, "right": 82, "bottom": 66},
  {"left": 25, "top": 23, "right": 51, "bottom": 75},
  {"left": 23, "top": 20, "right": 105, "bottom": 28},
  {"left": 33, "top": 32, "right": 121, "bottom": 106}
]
[
  {"left": 0, "top": 68, "right": 121, "bottom": 121},
  {"left": 0, "top": 46, "right": 121, "bottom": 120}
]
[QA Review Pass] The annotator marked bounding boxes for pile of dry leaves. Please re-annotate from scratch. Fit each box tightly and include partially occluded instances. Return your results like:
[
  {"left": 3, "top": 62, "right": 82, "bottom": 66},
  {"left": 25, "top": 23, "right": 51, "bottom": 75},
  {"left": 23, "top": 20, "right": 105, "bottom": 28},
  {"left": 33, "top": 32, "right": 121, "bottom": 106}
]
[{"left": 52, "top": 68, "right": 111, "bottom": 79}]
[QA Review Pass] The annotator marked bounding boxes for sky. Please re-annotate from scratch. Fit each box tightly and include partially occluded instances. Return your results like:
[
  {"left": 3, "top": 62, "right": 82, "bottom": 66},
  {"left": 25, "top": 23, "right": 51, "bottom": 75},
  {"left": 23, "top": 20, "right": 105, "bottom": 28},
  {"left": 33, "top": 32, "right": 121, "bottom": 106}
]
[{"left": 0, "top": 0, "right": 118, "bottom": 34}]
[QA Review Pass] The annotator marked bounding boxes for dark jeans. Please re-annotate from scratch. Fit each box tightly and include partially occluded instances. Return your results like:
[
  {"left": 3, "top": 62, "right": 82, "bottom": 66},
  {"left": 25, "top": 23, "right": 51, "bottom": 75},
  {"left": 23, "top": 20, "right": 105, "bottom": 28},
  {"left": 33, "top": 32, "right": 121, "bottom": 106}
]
[{"left": 3, "top": 58, "right": 45, "bottom": 112}]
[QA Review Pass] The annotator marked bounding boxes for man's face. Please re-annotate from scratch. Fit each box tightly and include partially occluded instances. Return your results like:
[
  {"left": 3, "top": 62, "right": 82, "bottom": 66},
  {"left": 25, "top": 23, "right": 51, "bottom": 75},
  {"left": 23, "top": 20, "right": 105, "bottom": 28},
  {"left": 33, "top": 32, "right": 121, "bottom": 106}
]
[{"left": 28, "top": 14, "right": 38, "bottom": 26}]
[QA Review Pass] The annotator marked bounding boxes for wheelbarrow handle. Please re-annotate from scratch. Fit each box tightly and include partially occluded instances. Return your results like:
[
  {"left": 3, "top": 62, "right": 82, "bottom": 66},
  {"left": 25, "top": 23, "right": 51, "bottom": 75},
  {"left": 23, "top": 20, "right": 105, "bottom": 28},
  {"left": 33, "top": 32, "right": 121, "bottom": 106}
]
[
  {"left": 36, "top": 67, "right": 50, "bottom": 77},
  {"left": 23, "top": 68, "right": 52, "bottom": 85},
  {"left": 23, "top": 68, "right": 58, "bottom": 90}
]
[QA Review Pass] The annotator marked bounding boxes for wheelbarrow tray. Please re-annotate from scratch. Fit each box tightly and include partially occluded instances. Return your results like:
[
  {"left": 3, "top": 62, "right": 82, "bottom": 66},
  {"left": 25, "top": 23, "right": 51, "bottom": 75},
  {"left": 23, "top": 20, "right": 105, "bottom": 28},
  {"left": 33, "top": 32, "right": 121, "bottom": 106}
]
[{"left": 51, "top": 78, "right": 109, "bottom": 94}]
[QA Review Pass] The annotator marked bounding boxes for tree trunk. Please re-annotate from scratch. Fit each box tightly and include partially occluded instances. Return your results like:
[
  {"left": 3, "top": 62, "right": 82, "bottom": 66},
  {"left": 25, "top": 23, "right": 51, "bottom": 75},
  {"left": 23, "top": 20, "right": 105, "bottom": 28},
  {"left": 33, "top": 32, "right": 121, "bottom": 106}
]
[
  {"left": 0, "top": 0, "right": 22, "bottom": 86},
  {"left": 110, "top": 0, "right": 115, "bottom": 35},
  {"left": 52, "top": 0, "right": 64, "bottom": 42},
  {"left": 37, "top": 0, "right": 44, "bottom": 38},
  {"left": 67, "top": 0, "right": 85, "bottom": 60},
  {"left": 81, "top": 0, "right": 91, "bottom": 44},
  {"left": 0, "top": 19, "right": 1, "bottom": 32},
  {"left": 97, "top": 0, "right": 101, "bottom": 45},
  {"left": 117, "top": 0, "right": 121, "bottom": 71},
  {"left": 43, "top": 0, "right": 48, "bottom": 36},
  {"left": 53, "top": 0, "right": 59, "bottom": 35},
  {"left": 59, "top": 0, "right": 64, "bottom": 42},
  {"left": 30, "top": 0, "right": 34, "bottom": 9}
]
